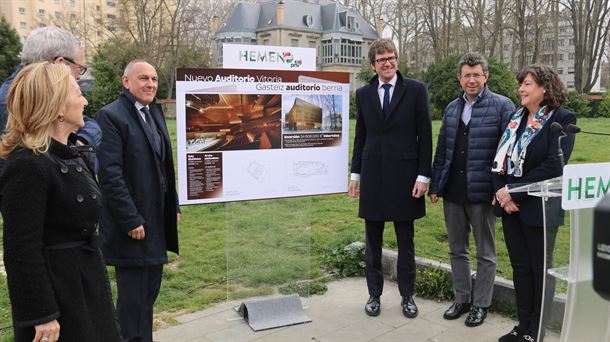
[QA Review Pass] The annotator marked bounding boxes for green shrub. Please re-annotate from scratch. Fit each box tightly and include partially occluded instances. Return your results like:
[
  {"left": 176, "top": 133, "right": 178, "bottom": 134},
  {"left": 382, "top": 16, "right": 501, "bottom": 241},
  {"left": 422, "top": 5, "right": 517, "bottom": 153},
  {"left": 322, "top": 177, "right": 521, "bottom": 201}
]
[
  {"left": 85, "top": 38, "right": 146, "bottom": 117},
  {"left": 563, "top": 91, "right": 592, "bottom": 117},
  {"left": 356, "top": 59, "right": 374, "bottom": 84},
  {"left": 349, "top": 91, "right": 357, "bottom": 119},
  {"left": 0, "top": 16, "right": 22, "bottom": 83},
  {"left": 398, "top": 58, "right": 417, "bottom": 79},
  {"left": 598, "top": 91, "right": 610, "bottom": 118},
  {"left": 414, "top": 267, "right": 454, "bottom": 301},
  {"left": 320, "top": 243, "right": 365, "bottom": 277},
  {"left": 430, "top": 104, "right": 444, "bottom": 121}
]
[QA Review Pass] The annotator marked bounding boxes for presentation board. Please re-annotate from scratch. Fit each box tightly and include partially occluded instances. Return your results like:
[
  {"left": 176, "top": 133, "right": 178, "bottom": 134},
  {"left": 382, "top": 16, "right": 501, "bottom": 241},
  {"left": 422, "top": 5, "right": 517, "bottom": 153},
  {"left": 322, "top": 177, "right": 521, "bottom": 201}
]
[{"left": 176, "top": 68, "right": 350, "bottom": 205}]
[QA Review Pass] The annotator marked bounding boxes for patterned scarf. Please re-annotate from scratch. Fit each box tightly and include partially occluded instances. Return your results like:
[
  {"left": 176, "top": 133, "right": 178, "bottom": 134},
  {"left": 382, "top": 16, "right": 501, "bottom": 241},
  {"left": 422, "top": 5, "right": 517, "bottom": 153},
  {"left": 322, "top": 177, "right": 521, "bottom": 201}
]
[{"left": 492, "top": 106, "right": 554, "bottom": 177}]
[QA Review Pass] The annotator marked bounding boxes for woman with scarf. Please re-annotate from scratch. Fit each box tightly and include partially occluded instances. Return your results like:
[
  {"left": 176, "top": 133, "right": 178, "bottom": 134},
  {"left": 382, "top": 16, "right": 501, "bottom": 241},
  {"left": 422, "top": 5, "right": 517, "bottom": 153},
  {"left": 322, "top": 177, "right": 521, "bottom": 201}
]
[{"left": 492, "top": 64, "right": 576, "bottom": 342}]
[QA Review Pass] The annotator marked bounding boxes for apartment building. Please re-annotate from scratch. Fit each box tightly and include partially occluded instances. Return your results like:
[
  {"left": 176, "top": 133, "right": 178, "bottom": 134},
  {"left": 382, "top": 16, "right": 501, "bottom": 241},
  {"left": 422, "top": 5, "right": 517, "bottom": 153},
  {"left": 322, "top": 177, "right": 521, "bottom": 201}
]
[
  {"left": 0, "top": 0, "right": 119, "bottom": 62},
  {"left": 501, "top": 23, "right": 603, "bottom": 92}
]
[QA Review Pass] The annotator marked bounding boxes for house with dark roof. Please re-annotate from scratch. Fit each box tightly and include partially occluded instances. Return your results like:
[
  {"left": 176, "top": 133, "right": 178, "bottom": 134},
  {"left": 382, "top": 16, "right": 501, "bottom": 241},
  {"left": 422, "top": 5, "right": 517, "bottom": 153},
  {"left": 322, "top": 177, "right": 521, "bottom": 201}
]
[{"left": 212, "top": 0, "right": 380, "bottom": 88}]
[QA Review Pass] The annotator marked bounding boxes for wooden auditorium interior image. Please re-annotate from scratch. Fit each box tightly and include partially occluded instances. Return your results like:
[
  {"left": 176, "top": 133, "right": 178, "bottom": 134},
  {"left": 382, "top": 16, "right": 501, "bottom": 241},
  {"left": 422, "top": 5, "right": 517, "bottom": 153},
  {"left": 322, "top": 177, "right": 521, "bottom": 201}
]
[{"left": 185, "top": 94, "right": 282, "bottom": 152}]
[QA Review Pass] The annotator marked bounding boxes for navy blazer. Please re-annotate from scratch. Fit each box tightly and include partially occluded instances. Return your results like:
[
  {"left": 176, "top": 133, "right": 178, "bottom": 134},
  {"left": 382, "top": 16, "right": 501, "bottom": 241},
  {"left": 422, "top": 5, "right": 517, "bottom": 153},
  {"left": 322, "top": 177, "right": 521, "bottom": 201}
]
[
  {"left": 351, "top": 72, "right": 433, "bottom": 221},
  {"left": 96, "top": 89, "right": 179, "bottom": 266},
  {"left": 493, "top": 107, "right": 577, "bottom": 226}
]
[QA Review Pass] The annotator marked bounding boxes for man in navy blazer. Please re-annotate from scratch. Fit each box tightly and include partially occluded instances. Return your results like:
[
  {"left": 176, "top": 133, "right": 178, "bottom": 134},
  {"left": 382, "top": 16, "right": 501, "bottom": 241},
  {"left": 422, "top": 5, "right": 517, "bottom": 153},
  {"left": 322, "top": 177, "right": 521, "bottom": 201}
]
[
  {"left": 349, "top": 38, "right": 432, "bottom": 318},
  {"left": 96, "top": 60, "right": 179, "bottom": 342}
]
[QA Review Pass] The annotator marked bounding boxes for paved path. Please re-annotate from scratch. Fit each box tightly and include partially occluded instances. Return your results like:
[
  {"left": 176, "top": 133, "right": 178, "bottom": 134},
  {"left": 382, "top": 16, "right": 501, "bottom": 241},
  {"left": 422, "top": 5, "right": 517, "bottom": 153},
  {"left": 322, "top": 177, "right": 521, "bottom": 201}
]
[{"left": 154, "top": 277, "right": 559, "bottom": 342}]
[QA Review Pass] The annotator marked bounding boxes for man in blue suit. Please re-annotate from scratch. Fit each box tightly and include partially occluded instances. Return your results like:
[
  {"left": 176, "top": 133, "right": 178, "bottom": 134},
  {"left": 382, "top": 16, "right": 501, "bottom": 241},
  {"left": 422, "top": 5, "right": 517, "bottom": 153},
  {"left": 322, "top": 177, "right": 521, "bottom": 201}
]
[{"left": 349, "top": 38, "right": 432, "bottom": 318}]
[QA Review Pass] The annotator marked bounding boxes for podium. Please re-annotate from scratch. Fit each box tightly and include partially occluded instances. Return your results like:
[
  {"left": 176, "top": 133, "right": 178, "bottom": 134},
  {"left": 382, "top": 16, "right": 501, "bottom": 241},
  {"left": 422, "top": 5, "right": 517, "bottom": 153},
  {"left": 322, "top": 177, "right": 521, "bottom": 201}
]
[{"left": 508, "top": 170, "right": 610, "bottom": 342}]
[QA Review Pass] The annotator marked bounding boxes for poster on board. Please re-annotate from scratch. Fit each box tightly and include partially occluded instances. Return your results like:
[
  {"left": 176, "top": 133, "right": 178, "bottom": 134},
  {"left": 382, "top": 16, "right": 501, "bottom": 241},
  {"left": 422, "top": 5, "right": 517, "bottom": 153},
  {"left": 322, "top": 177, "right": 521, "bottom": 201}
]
[{"left": 176, "top": 68, "right": 350, "bottom": 205}]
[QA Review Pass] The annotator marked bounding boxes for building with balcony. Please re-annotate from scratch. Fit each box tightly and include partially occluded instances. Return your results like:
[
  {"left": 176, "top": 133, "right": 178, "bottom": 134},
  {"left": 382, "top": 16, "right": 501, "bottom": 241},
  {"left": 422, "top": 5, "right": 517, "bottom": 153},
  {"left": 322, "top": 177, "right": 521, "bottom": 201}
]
[{"left": 212, "top": 0, "right": 380, "bottom": 89}]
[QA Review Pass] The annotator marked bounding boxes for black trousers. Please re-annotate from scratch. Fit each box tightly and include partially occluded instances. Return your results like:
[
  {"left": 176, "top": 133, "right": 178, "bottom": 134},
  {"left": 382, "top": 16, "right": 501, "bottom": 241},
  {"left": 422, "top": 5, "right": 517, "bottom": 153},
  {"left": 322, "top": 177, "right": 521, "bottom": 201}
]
[
  {"left": 115, "top": 265, "right": 164, "bottom": 342},
  {"left": 365, "top": 220, "right": 415, "bottom": 298},
  {"left": 502, "top": 213, "right": 558, "bottom": 337}
]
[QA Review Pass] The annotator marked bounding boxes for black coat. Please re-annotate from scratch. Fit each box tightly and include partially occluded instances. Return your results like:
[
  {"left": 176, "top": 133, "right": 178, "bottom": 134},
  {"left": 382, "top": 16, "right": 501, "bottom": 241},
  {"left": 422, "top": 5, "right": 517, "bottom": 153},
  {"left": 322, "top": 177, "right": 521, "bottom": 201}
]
[
  {"left": 493, "top": 107, "right": 577, "bottom": 226},
  {"left": 351, "top": 72, "right": 433, "bottom": 221},
  {"left": 0, "top": 140, "right": 119, "bottom": 341},
  {"left": 96, "top": 89, "right": 179, "bottom": 266},
  {"left": 430, "top": 87, "right": 515, "bottom": 202}
]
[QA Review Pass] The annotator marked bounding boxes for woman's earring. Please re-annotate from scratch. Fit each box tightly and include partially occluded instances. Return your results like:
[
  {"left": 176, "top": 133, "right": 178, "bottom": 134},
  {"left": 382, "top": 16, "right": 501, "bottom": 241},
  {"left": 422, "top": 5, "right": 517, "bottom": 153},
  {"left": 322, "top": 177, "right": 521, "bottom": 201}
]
[{"left": 58, "top": 115, "right": 65, "bottom": 122}]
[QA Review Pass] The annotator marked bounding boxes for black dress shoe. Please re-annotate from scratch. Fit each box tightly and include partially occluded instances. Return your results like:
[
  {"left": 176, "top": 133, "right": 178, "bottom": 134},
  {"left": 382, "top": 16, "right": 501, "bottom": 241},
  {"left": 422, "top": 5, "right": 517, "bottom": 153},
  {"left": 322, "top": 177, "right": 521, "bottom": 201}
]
[
  {"left": 518, "top": 334, "right": 536, "bottom": 342},
  {"left": 443, "top": 302, "right": 471, "bottom": 320},
  {"left": 364, "top": 296, "right": 380, "bottom": 316},
  {"left": 464, "top": 306, "right": 487, "bottom": 327},
  {"left": 401, "top": 296, "right": 418, "bottom": 318},
  {"left": 498, "top": 326, "right": 523, "bottom": 342}
]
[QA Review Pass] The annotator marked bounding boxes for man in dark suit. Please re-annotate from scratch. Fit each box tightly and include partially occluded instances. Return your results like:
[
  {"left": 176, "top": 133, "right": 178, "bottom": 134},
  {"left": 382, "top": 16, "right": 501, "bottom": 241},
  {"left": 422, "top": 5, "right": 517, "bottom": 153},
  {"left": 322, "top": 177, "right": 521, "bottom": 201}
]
[
  {"left": 348, "top": 38, "right": 432, "bottom": 318},
  {"left": 96, "top": 60, "right": 179, "bottom": 342}
]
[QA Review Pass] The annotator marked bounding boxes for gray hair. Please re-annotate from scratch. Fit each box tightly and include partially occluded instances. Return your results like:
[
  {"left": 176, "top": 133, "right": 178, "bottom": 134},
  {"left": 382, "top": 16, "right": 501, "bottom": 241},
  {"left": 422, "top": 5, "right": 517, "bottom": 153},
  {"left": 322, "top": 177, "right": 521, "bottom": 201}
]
[
  {"left": 368, "top": 38, "right": 398, "bottom": 65},
  {"left": 20, "top": 26, "right": 83, "bottom": 64},
  {"left": 123, "top": 59, "right": 152, "bottom": 77},
  {"left": 458, "top": 53, "right": 489, "bottom": 75}
]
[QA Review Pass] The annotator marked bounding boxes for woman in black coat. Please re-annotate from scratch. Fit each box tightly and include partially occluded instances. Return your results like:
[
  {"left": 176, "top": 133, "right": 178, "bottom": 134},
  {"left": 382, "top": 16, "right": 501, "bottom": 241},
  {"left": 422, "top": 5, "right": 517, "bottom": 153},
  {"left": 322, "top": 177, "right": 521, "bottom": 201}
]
[
  {"left": 0, "top": 62, "right": 120, "bottom": 342},
  {"left": 492, "top": 64, "right": 576, "bottom": 342}
]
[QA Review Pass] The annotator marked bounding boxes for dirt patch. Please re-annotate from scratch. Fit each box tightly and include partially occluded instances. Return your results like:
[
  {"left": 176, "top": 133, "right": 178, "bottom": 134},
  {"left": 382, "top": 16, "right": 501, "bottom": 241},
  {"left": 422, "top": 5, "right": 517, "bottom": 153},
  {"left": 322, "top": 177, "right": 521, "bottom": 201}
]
[
  {"left": 166, "top": 255, "right": 182, "bottom": 271},
  {"left": 153, "top": 309, "right": 189, "bottom": 331}
]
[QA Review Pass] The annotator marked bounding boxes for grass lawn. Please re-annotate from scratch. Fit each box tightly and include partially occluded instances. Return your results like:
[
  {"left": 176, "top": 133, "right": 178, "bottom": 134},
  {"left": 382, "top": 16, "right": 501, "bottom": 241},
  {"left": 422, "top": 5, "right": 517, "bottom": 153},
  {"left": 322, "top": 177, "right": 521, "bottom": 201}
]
[{"left": 0, "top": 117, "right": 608, "bottom": 338}]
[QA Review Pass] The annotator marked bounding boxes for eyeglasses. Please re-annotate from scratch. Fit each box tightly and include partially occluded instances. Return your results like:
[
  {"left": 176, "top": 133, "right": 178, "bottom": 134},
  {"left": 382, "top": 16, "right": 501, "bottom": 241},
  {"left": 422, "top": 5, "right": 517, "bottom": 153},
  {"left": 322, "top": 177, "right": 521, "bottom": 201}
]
[
  {"left": 375, "top": 56, "right": 397, "bottom": 64},
  {"left": 461, "top": 73, "right": 485, "bottom": 80},
  {"left": 55, "top": 56, "right": 88, "bottom": 75}
]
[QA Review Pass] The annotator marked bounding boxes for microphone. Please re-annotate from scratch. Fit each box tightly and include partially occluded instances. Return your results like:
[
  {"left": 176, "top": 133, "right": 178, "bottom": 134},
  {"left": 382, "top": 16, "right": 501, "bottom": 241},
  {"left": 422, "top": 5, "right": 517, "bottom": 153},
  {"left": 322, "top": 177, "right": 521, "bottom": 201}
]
[
  {"left": 565, "top": 123, "right": 580, "bottom": 134},
  {"left": 566, "top": 123, "right": 610, "bottom": 136},
  {"left": 551, "top": 122, "right": 566, "bottom": 169},
  {"left": 551, "top": 122, "right": 564, "bottom": 132}
]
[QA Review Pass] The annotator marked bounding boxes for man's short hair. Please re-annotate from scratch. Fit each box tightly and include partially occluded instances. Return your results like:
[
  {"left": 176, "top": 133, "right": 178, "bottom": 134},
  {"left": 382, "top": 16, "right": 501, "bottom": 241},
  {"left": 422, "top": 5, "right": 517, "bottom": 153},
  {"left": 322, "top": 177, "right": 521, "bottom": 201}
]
[
  {"left": 458, "top": 53, "right": 489, "bottom": 75},
  {"left": 123, "top": 59, "right": 153, "bottom": 77},
  {"left": 20, "top": 26, "right": 83, "bottom": 65},
  {"left": 368, "top": 38, "right": 398, "bottom": 65}
]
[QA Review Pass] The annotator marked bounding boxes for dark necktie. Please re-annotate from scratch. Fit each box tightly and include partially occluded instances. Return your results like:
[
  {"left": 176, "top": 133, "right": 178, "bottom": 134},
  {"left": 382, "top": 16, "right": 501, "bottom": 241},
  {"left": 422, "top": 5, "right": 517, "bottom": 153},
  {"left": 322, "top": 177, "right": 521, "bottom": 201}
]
[
  {"left": 141, "top": 107, "right": 162, "bottom": 156},
  {"left": 382, "top": 83, "right": 392, "bottom": 118}
]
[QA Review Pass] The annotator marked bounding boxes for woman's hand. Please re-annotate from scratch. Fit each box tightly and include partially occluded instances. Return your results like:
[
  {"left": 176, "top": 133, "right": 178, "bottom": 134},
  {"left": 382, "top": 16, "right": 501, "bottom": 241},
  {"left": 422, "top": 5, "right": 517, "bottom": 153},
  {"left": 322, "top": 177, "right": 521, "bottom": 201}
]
[
  {"left": 503, "top": 200, "right": 520, "bottom": 214},
  {"left": 33, "top": 319, "right": 60, "bottom": 342},
  {"left": 495, "top": 186, "right": 512, "bottom": 207}
]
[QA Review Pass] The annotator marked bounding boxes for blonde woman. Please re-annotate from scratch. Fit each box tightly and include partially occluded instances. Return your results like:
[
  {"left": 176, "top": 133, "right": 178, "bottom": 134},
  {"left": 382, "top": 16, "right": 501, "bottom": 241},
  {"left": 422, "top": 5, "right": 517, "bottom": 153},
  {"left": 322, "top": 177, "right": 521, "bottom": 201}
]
[{"left": 0, "top": 62, "right": 119, "bottom": 342}]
